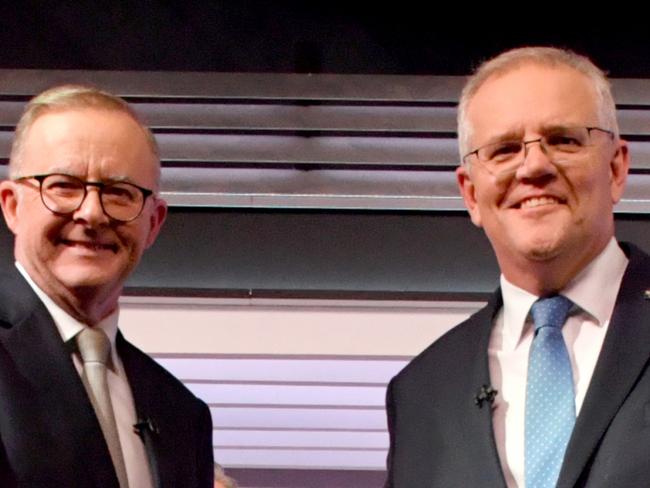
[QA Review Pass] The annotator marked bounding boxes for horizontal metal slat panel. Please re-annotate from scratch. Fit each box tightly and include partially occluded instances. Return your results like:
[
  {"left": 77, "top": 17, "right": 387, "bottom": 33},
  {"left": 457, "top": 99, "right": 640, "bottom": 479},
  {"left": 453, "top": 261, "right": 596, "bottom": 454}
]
[
  {"left": 160, "top": 167, "right": 650, "bottom": 213},
  {"left": 159, "top": 167, "right": 462, "bottom": 211},
  {"left": 2, "top": 70, "right": 650, "bottom": 214},
  {"left": 156, "top": 133, "right": 457, "bottom": 166},
  {"left": 0, "top": 101, "right": 457, "bottom": 132},
  {"left": 210, "top": 407, "right": 387, "bottom": 430},
  {"left": 0, "top": 70, "right": 463, "bottom": 102},
  {"left": 0, "top": 131, "right": 457, "bottom": 167},
  {"left": 2, "top": 100, "right": 649, "bottom": 135},
  {"left": 0, "top": 132, "right": 12, "bottom": 156},
  {"left": 618, "top": 109, "right": 650, "bottom": 134},
  {"left": 624, "top": 141, "right": 650, "bottom": 168},
  {"left": 4, "top": 132, "right": 650, "bottom": 171},
  {"left": 140, "top": 104, "right": 457, "bottom": 133},
  {"left": 0, "top": 101, "right": 22, "bottom": 125},
  {"left": 161, "top": 169, "right": 650, "bottom": 213},
  {"left": 612, "top": 79, "right": 650, "bottom": 106},
  {"left": 1, "top": 70, "right": 650, "bottom": 106}
]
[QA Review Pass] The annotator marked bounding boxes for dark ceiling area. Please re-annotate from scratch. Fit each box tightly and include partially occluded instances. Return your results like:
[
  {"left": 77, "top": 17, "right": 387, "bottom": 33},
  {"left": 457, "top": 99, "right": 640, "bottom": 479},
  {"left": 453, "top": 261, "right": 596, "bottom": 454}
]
[{"left": 1, "top": 2, "right": 648, "bottom": 77}]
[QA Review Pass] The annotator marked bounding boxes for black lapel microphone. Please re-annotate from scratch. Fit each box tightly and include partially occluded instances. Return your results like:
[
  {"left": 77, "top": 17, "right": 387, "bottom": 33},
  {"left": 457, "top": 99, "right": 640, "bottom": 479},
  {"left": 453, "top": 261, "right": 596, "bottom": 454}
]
[
  {"left": 474, "top": 384, "right": 498, "bottom": 408},
  {"left": 134, "top": 417, "right": 162, "bottom": 488},
  {"left": 133, "top": 417, "right": 159, "bottom": 438}
]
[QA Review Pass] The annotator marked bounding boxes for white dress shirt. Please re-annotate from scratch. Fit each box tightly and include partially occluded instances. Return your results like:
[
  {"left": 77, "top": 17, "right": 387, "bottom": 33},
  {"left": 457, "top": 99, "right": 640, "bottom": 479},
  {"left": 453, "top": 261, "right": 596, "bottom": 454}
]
[
  {"left": 16, "top": 261, "right": 153, "bottom": 488},
  {"left": 488, "top": 238, "right": 628, "bottom": 488}
]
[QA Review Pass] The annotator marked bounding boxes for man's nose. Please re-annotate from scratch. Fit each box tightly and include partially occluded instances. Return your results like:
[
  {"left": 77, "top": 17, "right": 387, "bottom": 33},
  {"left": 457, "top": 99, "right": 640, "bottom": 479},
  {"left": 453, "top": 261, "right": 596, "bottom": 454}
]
[
  {"left": 516, "top": 138, "right": 557, "bottom": 179},
  {"left": 73, "top": 188, "right": 110, "bottom": 225}
]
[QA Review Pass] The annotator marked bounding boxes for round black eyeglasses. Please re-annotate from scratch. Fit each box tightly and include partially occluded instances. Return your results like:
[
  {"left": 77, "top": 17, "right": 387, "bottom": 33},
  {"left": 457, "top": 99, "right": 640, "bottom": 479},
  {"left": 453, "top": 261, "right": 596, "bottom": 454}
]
[{"left": 14, "top": 173, "right": 154, "bottom": 223}]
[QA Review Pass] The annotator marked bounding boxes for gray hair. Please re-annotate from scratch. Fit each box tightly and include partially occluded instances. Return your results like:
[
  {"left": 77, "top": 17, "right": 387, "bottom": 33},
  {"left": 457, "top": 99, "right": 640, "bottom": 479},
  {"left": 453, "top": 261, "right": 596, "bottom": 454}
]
[
  {"left": 457, "top": 46, "right": 619, "bottom": 159},
  {"left": 9, "top": 84, "right": 160, "bottom": 187}
]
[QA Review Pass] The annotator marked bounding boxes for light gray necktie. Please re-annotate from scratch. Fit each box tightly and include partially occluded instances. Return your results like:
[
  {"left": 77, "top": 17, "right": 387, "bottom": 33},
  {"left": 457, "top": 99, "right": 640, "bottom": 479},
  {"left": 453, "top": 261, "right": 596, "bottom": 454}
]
[{"left": 77, "top": 327, "right": 129, "bottom": 488}]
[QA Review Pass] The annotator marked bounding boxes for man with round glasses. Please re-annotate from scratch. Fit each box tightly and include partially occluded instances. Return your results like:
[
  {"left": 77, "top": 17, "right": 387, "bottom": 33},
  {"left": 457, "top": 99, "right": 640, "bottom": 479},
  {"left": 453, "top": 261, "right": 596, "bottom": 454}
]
[
  {"left": 13, "top": 173, "right": 155, "bottom": 223},
  {"left": 0, "top": 85, "right": 213, "bottom": 486},
  {"left": 385, "top": 47, "right": 650, "bottom": 487}
]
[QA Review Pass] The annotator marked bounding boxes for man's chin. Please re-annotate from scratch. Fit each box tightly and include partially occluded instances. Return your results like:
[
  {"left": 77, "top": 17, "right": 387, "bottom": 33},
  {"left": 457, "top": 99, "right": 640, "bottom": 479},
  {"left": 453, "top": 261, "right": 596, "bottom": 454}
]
[
  {"left": 502, "top": 234, "right": 567, "bottom": 264},
  {"left": 524, "top": 243, "right": 564, "bottom": 262},
  {"left": 54, "top": 268, "right": 122, "bottom": 295},
  {"left": 506, "top": 221, "right": 572, "bottom": 261}
]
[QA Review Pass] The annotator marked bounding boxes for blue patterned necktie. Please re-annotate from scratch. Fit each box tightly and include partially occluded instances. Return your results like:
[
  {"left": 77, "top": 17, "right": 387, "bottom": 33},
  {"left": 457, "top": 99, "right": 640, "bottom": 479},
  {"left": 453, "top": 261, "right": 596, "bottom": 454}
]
[{"left": 525, "top": 295, "right": 575, "bottom": 488}]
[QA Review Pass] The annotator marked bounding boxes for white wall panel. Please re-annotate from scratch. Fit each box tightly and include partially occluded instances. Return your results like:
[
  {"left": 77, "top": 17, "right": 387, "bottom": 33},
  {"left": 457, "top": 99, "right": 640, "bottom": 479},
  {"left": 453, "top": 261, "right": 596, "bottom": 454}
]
[
  {"left": 120, "top": 298, "right": 481, "bottom": 356},
  {"left": 118, "top": 297, "right": 480, "bottom": 471},
  {"left": 213, "top": 430, "right": 389, "bottom": 449},
  {"left": 188, "top": 384, "right": 386, "bottom": 407},
  {"left": 156, "top": 357, "right": 407, "bottom": 383},
  {"left": 211, "top": 407, "right": 387, "bottom": 430},
  {"left": 213, "top": 447, "right": 387, "bottom": 470}
]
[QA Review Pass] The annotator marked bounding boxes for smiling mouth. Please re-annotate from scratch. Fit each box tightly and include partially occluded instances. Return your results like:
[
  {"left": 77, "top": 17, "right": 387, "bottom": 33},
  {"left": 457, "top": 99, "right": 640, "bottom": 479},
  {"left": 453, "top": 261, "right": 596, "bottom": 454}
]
[
  {"left": 61, "top": 239, "right": 118, "bottom": 253},
  {"left": 517, "top": 196, "right": 565, "bottom": 209}
]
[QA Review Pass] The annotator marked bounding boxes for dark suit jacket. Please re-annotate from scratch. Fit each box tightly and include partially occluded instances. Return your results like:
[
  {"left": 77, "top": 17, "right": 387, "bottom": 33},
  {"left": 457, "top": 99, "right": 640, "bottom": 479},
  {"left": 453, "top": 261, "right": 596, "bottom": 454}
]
[
  {"left": 385, "top": 242, "right": 650, "bottom": 487},
  {"left": 0, "top": 267, "right": 214, "bottom": 487}
]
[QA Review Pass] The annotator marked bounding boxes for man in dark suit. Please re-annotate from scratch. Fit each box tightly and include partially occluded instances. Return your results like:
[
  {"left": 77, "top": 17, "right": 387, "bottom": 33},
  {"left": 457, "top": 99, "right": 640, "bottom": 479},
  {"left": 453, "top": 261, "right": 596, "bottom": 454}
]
[
  {"left": 384, "top": 47, "right": 650, "bottom": 487},
  {"left": 0, "top": 85, "right": 213, "bottom": 487}
]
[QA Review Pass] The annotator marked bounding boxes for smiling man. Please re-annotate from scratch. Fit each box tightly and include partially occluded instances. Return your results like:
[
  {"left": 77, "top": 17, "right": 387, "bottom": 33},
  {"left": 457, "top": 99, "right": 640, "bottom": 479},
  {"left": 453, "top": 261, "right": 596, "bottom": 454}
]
[
  {"left": 385, "top": 47, "right": 650, "bottom": 487},
  {"left": 0, "top": 85, "right": 213, "bottom": 487}
]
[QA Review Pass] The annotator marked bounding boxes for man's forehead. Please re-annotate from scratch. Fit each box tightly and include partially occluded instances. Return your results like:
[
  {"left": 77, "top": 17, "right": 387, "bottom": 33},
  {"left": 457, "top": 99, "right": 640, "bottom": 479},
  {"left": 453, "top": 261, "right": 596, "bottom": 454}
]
[
  {"left": 19, "top": 107, "right": 158, "bottom": 181},
  {"left": 466, "top": 63, "right": 600, "bottom": 137},
  {"left": 23, "top": 108, "right": 151, "bottom": 157},
  {"left": 28, "top": 106, "right": 139, "bottom": 132},
  {"left": 473, "top": 62, "right": 594, "bottom": 99}
]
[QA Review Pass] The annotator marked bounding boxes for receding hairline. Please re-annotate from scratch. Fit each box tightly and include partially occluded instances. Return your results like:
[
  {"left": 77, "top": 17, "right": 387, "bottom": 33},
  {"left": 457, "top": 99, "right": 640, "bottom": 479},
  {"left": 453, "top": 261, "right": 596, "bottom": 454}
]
[
  {"left": 9, "top": 84, "right": 161, "bottom": 189},
  {"left": 457, "top": 47, "right": 618, "bottom": 159}
]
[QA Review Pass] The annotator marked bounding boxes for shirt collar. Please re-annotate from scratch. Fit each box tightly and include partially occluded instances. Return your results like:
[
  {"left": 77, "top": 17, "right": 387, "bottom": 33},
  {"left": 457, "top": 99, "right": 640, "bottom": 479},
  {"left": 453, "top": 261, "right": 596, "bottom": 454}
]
[
  {"left": 561, "top": 237, "right": 628, "bottom": 326},
  {"left": 14, "top": 261, "right": 121, "bottom": 358},
  {"left": 500, "top": 237, "right": 628, "bottom": 350},
  {"left": 500, "top": 275, "right": 538, "bottom": 350}
]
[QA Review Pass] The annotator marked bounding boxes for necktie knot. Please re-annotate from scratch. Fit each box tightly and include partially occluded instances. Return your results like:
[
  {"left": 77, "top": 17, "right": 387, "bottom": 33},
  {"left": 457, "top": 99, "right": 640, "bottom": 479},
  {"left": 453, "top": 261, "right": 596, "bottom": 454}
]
[
  {"left": 531, "top": 295, "right": 572, "bottom": 332},
  {"left": 76, "top": 327, "right": 111, "bottom": 365}
]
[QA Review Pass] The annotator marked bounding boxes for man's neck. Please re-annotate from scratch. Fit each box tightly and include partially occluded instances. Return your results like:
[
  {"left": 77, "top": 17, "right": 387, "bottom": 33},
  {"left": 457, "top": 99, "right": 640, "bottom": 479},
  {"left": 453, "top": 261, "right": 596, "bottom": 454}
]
[
  {"left": 15, "top": 261, "right": 119, "bottom": 325},
  {"left": 498, "top": 239, "right": 612, "bottom": 297}
]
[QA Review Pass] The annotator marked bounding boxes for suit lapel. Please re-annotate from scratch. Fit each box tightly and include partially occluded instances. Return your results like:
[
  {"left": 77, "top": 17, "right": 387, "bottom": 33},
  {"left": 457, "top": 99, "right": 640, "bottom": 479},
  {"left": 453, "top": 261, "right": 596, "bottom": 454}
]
[
  {"left": 558, "top": 244, "right": 650, "bottom": 487},
  {"left": 467, "top": 291, "right": 509, "bottom": 486},
  {"left": 443, "top": 290, "right": 507, "bottom": 486},
  {"left": 118, "top": 335, "right": 164, "bottom": 488},
  {"left": 0, "top": 270, "right": 118, "bottom": 487}
]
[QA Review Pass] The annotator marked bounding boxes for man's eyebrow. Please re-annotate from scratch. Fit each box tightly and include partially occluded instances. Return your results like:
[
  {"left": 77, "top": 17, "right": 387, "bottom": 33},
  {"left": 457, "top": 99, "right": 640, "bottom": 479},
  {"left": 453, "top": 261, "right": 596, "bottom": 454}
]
[
  {"left": 479, "top": 124, "right": 580, "bottom": 146},
  {"left": 539, "top": 124, "right": 579, "bottom": 133},
  {"left": 479, "top": 129, "right": 524, "bottom": 146},
  {"left": 104, "top": 176, "right": 132, "bottom": 184},
  {"left": 36, "top": 171, "right": 136, "bottom": 185},
  {"left": 46, "top": 167, "right": 77, "bottom": 175}
]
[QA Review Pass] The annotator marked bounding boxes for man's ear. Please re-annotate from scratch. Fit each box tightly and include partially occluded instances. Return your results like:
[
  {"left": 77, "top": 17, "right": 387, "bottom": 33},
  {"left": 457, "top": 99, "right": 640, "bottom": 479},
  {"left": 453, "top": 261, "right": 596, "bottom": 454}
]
[
  {"left": 0, "top": 180, "right": 21, "bottom": 235},
  {"left": 609, "top": 139, "right": 629, "bottom": 205},
  {"left": 144, "top": 197, "right": 168, "bottom": 249},
  {"left": 456, "top": 164, "right": 482, "bottom": 227}
]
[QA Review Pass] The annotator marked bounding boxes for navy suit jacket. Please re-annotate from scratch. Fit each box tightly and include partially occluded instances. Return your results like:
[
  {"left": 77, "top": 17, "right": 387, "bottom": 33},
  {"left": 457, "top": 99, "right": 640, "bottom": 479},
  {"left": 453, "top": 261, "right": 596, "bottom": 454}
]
[
  {"left": 385, "top": 242, "right": 650, "bottom": 487},
  {"left": 0, "top": 267, "right": 214, "bottom": 487}
]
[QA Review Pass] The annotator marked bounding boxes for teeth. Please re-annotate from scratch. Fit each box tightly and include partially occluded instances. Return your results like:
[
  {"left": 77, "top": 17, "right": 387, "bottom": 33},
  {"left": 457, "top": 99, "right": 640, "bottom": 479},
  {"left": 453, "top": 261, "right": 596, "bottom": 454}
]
[
  {"left": 90, "top": 243, "right": 110, "bottom": 251},
  {"left": 520, "top": 196, "right": 559, "bottom": 209},
  {"left": 66, "top": 241, "right": 111, "bottom": 251}
]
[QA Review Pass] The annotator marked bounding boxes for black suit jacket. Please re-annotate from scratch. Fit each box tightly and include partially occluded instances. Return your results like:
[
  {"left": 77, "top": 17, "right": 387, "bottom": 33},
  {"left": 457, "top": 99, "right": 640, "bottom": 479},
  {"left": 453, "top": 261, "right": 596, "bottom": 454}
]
[
  {"left": 385, "top": 242, "right": 650, "bottom": 487},
  {"left": 0, "top": 267, "right": 214, "bottom": 487}
]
